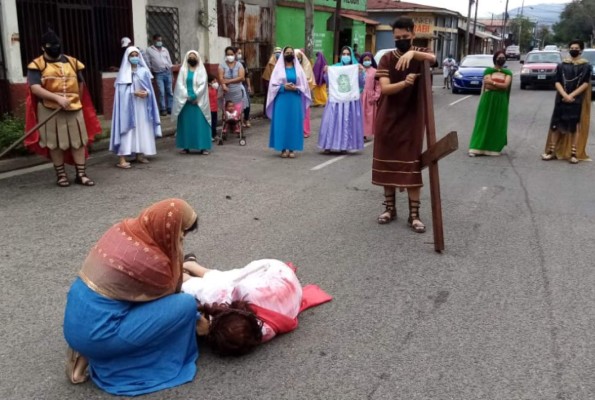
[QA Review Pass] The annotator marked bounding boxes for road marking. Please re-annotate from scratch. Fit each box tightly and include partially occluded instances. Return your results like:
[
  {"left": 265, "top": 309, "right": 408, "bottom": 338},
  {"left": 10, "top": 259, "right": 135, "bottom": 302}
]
[
  {"left": 311, "top": 141, "right": 373, "bottom": 171},
  {"left": 0, "top": 163, "right": 53, "bottom": 180},
  {"left": 449, "top": 95, "right": 472, "bottom": 106}
]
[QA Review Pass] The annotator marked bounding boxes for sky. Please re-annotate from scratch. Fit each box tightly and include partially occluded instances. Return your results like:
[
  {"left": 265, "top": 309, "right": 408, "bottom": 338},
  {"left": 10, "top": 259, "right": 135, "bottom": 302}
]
[{"left": 407, "top": 0, "right": 570, "bottom": 18}]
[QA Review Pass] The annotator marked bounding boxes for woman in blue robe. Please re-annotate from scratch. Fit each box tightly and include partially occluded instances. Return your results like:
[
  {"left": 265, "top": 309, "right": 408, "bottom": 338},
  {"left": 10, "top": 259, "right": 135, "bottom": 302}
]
[
  {"left": 266, "top": 46, "right": 311, "bottom": 158},
  {"left": 172, "top": 50, "right": 212, "bottom": 154}
]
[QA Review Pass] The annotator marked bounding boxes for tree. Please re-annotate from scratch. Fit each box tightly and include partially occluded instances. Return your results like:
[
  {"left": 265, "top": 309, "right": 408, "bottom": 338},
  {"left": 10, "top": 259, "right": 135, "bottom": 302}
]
[
  {"left": 508, "top": 16, "right": 536, "bottom": 52},
  {"left": 536, "top": 25, "right": 551, "bottom": 48},
  {"left": 553, "top": 0, "right": 595, "bottom": 45}
]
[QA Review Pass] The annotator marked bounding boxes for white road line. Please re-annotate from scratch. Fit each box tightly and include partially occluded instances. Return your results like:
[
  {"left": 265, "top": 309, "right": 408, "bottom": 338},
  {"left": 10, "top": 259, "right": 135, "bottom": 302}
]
[
  {"left": 449, "top": 95, "right": 472, "bottom": 106},
  {"left": 0, "top": 163, "right": 53, "bottom": 180},
  {"left": 311, "top": 141, "right": 373, "bottom": 171}
]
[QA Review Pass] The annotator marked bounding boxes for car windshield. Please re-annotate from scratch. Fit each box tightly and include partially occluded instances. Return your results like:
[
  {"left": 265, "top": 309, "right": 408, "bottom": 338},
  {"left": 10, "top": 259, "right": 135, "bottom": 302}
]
[
  {"left": 582, "top": 51, "right": 595, "bottom": 64},
  {"left": 525, "top": 52, "right": 561, "bottom": 63},
  {"left": 461, "top": 56, "right": 493, "bottom": 67}
]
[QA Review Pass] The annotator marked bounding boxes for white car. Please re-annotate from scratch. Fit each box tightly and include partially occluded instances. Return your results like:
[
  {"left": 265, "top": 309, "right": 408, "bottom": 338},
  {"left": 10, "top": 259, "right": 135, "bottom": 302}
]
[{"left": 543, "top": 45, "right": 559, "bottom": 51}]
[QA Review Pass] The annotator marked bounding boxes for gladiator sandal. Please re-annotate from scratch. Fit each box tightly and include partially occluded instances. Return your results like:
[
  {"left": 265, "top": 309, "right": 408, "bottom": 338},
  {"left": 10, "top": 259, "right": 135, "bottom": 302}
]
[
  {"left": 569, "top": 145, "right": 579, "bottom": 164},
  {"left": 54, "top": 164, "right": 70, "bottom": 187},
  {"left": 74, "top": 163, "right": 95, "bottom": 186},
  {"left": 408, "top": 199, "right": 426, "bottom": 234},
  {"left": 377, "top": 193, "right": 397, "bottom": 224},
  {"left": 541, "top": 143, "right": 556, "bottom": 161},
  {"left": 66, "top": 347, "right": 89, "bottom": 384}
]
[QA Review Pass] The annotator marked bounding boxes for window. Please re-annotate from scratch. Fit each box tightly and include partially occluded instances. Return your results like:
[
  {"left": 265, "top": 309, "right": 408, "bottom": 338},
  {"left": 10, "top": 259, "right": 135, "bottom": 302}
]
[{"left": 146, "top": 6, "right": 180, "bottom": 63}]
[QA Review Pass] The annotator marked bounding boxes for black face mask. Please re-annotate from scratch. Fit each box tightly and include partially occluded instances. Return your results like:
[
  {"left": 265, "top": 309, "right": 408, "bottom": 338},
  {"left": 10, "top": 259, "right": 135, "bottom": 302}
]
[
  {"left": 44, "top": 45, "right": 61, "bottom": 59},
  {"left": 495, "top": 58, "right": 506, "bottom": 67},
  {"left": 188, "top": 59, "right": 198, "bottom": 67},
  {"left": 569, "top": 49, "right": 581, "bottom": 58},
  {"left": 284, "top": 54, "right": 295, "bottom": 63},
  {"left": 395, "top": 39, "right": 412, "bottom": 53}
]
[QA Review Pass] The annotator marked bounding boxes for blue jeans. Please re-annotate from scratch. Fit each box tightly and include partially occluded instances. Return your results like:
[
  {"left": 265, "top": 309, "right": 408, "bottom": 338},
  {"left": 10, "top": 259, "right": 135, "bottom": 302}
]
[{"left": 155, "top": 71, "right": 173, "bottom": 112}]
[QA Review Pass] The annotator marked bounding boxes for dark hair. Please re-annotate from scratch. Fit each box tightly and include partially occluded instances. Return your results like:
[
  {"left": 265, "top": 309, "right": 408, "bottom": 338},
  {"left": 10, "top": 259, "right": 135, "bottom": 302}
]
[
  {"left": 225, "top": 100, "right": 235, "bottom": 107},
  {"left": 493, "top": 50, "right": 506, "bottom": 65},
  {"left": 200, "top": 301, "right": 263, "bottom": 356},
  {"left": 568, "top": 39, "right": 584, "bottom": 50},
  {"left": 183, "top": 217, "right": 198, "bottom": 235},
  {"left": 152, "top": 33, "right": 161, "bottom": 40},
  {"left": 224, "top": 46, "right": 236, "bottom": 55},
  {"left": 392, "top": 17, "right": 415, "bottom": 32},
  {"left": 207, "top": 74, "right": 217, "bottom": 83}
]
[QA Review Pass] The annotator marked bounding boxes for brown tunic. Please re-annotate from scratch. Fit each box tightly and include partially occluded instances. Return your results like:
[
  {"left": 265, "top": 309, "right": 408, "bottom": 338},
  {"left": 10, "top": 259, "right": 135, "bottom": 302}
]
[{"left": 372, "top": 48, "right": 427, "bottom": 188}]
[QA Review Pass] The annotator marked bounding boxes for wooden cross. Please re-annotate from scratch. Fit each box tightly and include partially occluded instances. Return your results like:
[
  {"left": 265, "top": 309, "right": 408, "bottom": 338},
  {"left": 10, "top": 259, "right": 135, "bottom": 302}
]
[{"left": 419, "top": 60, "right": 459, "bottom": 253}]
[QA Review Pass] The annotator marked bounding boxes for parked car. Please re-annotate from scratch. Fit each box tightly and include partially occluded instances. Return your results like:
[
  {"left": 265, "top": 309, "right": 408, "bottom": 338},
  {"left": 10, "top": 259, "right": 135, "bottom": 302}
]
[
  {"left": 543, "top": 45, "right": 559, "bottom": 51},
  {"left": 451, "top": 54, "right": 494, "bottom": 94},
  {"left": 520, "top": 51, "right": 562, "bottom": 89},
  {"left": 505, "top": 45, "right": 521, "bottom": 60},
  {"left": 580, "top": 48, "right": 595, "bottom": 93}
]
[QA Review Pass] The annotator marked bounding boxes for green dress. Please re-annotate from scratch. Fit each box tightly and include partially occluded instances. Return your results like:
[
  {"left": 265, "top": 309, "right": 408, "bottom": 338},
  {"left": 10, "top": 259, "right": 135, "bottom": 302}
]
[
  {"left": 176, "top": 70, "right": 212, "bottom": 151},
  {"left": 468, "top": 67, "right": 512, "bottom": 156}
]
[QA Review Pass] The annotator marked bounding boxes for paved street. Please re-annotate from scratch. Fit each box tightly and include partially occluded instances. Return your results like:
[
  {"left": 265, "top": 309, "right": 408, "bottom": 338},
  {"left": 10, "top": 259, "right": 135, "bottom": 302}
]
[{"left": 2, "top": 60, "right": 595, "bottom": 400}]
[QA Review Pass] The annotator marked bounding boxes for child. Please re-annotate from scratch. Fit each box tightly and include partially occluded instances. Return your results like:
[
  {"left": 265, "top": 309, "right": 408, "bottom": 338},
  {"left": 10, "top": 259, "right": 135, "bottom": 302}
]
[
  {"left": 208, "top": 75, "right": 219, "bottom": 141},
  {"left": 222, "top": 100, "right": 241, "bottom": 136},
  {"left": 181, "top": 257, "right": 332, "bottom": 356}
]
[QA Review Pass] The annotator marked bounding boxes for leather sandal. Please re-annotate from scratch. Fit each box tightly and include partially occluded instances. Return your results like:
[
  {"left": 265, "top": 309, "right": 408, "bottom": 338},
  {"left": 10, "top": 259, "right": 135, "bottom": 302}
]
[
  {"left": 541, "top": 144, "right": 556, "bottom": 161},
  {"left": 74, "top": 164, "right": 95, "bottom": 186},
  {"left": 54, "top": 164, "right": 70, "bottom": 187},
  {"left": 408, "top": 199, "right": 426, "bottom": 233},
  {"left": 66, "top": 347, "right": 89, "bottom": 384},
  {"left": 569, "top": 146, "right": 579, "bottom": 164},
  {"left": 377, "top": 193, "right": 396, "bottom": 224}
]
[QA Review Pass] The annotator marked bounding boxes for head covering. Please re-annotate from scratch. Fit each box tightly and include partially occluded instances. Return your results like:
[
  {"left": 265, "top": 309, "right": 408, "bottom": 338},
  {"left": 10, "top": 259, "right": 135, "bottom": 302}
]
[
  {"left": 172, "top": 50, "right": 211, "bottom": 126},
  {"left": 359, "top": 51, "right": 377, "bottom": 69},
  {"left": 263, "top": 49, "right": 283, "bottom": 81},
  {"left": 313, "top": 52, "right": 328, "bottom": 86},
  {"left": 79, "top": 199, "right": 198, "bottom": 302},
  {"left": 121, "top": 37, "right": 132, "bottom": 48},
  {"left": 116, "top": 46, "right": 151, "bottom": 84},
  {"left": 295, "top": 49, "right": 315, "bottom": 89},
  {"left": 334, "top": 46, "right": 358, "bottom": 66},
  {"left": 266, "top": 46, "right": 312, "bottom": 119},
  {"left": 41, "top": 29, "right": 60, "bottom": 45},
  {"left": 274, "top": 46, "right": 282, "bottom": 53}
]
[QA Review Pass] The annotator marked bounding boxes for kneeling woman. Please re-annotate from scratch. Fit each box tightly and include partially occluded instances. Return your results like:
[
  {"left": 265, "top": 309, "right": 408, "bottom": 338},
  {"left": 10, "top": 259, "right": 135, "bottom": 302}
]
[
  {"left": 182, "top": 258, "right": 332, "bottom": 356},
  {"left": 63, "top": 199, "right": 201, "bottom": 396}
]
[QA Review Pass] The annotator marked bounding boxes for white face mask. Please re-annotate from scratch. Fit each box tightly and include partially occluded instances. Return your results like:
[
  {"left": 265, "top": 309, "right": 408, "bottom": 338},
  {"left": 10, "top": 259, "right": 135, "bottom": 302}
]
[
  {"left": 226, "top": 55, "right": 235, "bottom": 63},
  {"left": 237, "top": 54, "right": 243, "bottom": 60},
  {"left": 211, "top": 82, "right": 219, "bottom": 90}
]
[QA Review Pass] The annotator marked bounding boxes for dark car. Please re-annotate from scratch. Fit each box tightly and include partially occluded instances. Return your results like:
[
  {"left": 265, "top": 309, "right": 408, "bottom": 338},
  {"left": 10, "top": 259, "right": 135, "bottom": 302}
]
[
  {"left": 520, "top": 51, "right": 562, "bottom": 89},
  {"left": 505, "top": 45, "right": 521, "bottom": 60},
  {"left": 451, "top": 54, "right": 493, "bottom": 94},
  {"left": 581, "top": 49, "right": 595, "bottom": 93}
]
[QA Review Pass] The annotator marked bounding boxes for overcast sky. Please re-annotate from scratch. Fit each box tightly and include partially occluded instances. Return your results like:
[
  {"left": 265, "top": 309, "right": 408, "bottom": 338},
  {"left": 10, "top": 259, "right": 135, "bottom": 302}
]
[{"left": 408, "top": 0, "right": 570, "bottom": 18}]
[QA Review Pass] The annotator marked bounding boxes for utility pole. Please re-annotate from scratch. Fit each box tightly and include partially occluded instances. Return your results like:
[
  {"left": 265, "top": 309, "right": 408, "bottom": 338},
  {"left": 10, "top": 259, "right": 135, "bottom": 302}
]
[
  {"left": 471, "top": 0, "right": 479, "bottom": 54},
  {"left": 464, "top": 0, "right": 473, "bottom": 57},
  {"left": 518, "top": 0, "right": 525, "bottom": 49},
  {"left": 333, "top": 0, "right": 342, "bottom": 63},
  {"left": 501, "top": 0, "right": 509, "bottom": 47},
  {"left": 305, "top": 0, "right": 314, "bottom": 59}
]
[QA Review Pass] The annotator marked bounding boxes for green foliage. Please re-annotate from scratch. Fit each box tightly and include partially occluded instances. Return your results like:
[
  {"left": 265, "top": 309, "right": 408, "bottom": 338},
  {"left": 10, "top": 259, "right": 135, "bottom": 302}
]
[
  {"left": 553, "top": 0, "right": 595, "bottom": 45},
  {"left": 0, "top": 114, "right": 27, "bottom": 156},
  {"left": 508, "top": 17, "right": 537, "bottom": 52}
]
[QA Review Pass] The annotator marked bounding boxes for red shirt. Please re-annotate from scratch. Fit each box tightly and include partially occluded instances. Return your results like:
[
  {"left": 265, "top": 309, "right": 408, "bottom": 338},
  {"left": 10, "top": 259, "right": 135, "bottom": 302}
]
[{"left": 208, "top": 86, "right": 218, "bottom": 112}]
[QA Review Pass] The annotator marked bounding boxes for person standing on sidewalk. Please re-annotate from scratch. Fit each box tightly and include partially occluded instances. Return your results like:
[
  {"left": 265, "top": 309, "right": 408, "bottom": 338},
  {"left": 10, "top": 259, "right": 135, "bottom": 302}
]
[
  {"left": 145, "top": 34, "right": 174, "bottom": 116},
  {"left": 236, "top": 48, "right": 253, "bottom": 128}
]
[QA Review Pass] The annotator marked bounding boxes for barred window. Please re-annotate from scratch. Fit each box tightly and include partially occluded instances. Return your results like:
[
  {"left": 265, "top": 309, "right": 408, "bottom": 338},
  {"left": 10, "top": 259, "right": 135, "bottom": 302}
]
[{"left": 146, "top": 6, "right": 180, "bottom": 64}]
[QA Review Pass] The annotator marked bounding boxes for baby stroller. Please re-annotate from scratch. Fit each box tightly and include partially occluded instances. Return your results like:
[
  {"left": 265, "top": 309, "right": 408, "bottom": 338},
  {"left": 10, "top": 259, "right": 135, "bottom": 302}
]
[{"left": 219, "top": 97, "right": 246, "bottom": 146}]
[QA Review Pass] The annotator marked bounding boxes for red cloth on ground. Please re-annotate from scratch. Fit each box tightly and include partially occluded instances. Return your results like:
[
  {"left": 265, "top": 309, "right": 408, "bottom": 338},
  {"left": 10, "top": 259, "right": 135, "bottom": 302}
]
[{"left": 24, "top": 86, "right": 101, "bottom": 164}]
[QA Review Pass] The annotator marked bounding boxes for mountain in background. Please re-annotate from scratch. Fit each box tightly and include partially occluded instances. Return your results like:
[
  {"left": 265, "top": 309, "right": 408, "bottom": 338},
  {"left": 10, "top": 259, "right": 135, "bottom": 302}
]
[{"left": 489, "top": 2, "right": 568, "bottom": 26}]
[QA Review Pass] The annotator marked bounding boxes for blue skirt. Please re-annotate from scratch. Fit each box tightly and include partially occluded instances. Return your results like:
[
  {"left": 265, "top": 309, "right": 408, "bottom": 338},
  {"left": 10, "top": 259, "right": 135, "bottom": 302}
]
[
  {"left": 63, "top": 278, "right": 199, "bottom": 396},
  {"left": 269, "top": 90, "right": 304, "bottom": 152}
]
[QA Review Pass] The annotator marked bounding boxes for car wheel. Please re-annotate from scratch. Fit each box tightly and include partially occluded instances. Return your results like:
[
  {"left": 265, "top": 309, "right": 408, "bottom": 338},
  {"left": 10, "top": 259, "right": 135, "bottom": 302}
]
[{"left": 452, "top": 87, "right": 459, "bottom": 94}]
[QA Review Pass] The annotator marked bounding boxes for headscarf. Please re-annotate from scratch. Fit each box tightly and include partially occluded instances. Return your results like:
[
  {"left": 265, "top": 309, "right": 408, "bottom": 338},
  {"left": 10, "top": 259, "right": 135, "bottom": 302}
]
[
  {"left": 172, "top": 50, "right": 211, "bottom": 126},
  {"left": 79, "top": 199, "right": 198, "bottom": 302},
  {"left": 263, "top": 47, "right": 282, "bottom": 82},
  {"left": 295, "top": 49, "right": 315, "bottom": 89},
  {"left": 116, "top": 46, "right": 152, "bottom": 84},
  {"left": 334, "top": 46, "right": 358, "bottom": 66},
  {"left": 265, "top": 46, "right": 312, "bottom": 119},
  {"left": 359, "top": 51, "right": 377, "bottom": 69},
  {"left": 313, "top": 52, "right": 328, "bottom": 86}
]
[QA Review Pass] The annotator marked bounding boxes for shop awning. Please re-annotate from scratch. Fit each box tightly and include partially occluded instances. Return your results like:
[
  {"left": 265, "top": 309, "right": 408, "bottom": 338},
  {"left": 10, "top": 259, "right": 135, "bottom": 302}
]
[{"left": 340, "top": 13, "right": 380, "bottom": 26}]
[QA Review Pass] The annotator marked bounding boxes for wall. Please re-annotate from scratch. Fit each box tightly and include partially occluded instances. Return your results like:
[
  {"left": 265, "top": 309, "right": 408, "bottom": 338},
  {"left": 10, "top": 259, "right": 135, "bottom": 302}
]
[
  {"left": 1, "top": 0, "right": 25, "bottom": 84},
  {"left": 147, "top": 0, "right": 199, "bottom": 62},
  {"left": 283, "top": 0, "right": 366, "bottom": 12}
]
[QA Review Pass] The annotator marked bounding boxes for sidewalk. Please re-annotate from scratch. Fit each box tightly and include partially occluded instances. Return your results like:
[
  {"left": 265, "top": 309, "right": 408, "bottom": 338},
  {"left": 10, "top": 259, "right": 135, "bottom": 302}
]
[{"left": 0, "top": 108, "right": 265, "bottom": 174}]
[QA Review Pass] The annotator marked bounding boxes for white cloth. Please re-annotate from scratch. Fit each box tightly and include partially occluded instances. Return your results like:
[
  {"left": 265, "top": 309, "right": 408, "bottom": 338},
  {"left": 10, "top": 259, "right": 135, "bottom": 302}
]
[
  {"left": 225, "top": 110, "right": 239, "bottom": 121},
  {"left": 172, "top": 50, "right": 211, "bottom": 126},
  {"left": 328, "top": 64, "right": 360, "bottom": 103},
  {"left": 116, "top": 46, "right": 152, "bottom": 84},
  {"left": 442, "top": 58, "right": 457, "bottom": 78},
  {"left": 182, "top": 259, "right": 303, "bottom": 342}
]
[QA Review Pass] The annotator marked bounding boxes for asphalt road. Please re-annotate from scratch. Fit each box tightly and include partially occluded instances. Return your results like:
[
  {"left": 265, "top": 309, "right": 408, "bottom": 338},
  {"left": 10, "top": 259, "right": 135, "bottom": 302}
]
[{"left": 2, "top": 60, "right": 595, "bottom": 400}]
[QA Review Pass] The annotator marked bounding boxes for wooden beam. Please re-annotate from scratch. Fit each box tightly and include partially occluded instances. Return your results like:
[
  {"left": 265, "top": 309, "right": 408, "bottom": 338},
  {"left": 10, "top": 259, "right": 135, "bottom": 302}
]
[{"left": 420, "top": 131, "right": 459, "bottom": 170}]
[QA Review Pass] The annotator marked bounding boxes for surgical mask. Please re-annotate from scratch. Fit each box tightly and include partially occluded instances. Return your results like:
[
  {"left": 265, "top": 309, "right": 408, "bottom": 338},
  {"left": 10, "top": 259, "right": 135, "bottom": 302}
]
[
  {"left": 188, "top": 59, "right": 198, "bottom": 67},
  {"left": 226, "top": 55, "right": 235, "bottom": 63},
  {"left": 363, "top": 60, "right": 372, "bottom": 67},
  {"left": 495, "top": 58, "right": 506, "bottom": 67},
  {"left": 569, "top": 49, "right": 580, "bottom": 58},
  {"left": 211, "top": 82, "right": 219, "bottom": 90},
  {"left": 395, "top": 39, "right": 412, "bottom": 53},
  {"left": 341, "top": 55, "right": 352, "bottom": 64},
  {"left": 236, "top": 54, "right": 243, "bottom": 60},
  {"left": 284, "top": 54, "right": 295, "bottom": 63},
  {"left": 129, "top": 56, "right": 140, "bottom": 65},
  {"left": 44, "top": 45, "right": 61, "bottom": 59},
  {"left": 155, "top": 41, "right": 163, "bottom": 47},
  {"left": 275, "top": 52, "right": 281, "bottom": 60}
]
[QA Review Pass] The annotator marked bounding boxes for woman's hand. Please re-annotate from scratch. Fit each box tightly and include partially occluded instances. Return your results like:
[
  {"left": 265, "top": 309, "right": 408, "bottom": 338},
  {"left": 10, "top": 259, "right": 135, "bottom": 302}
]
[
  {"left": 222, "top": 83, "right": 229, "bottom": 93},
  {"left": 134, "top": 90, "right": 148, "bottom": 99},
  {"left": 196, "top": 315, "right": 210, "bottom": 336},
  {"left": 284, "top": 83, "right": 296, "bottom": 91}
]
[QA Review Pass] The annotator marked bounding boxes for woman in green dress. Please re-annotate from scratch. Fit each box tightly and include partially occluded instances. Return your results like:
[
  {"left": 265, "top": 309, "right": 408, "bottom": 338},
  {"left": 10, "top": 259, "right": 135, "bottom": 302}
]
[
  {"left": 468, "top": 50, "right": 513, "bottom": 156},
  {"left": 172, "top": 50, "right": 212, "bottom": 154}
]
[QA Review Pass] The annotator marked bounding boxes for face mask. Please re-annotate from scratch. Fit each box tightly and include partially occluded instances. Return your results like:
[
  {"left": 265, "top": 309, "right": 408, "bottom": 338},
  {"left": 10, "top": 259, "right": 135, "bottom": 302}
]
[
  {"left": 341, "top": 55, "right": 352, "bottom": 64},
  {"left": 363, "top": 60, "right": 372, "bottom": 67},
  {"left": 236, "top": 54, "right": 243, "bottom": 60},
  {"left": 569, "top": 49, "right": 580, "bottom": 58},
  {"left": 129, "top": 56, "right": 140, "bottom": 65},
  {"left": 211, "top": 82, "right": 219, "bottom": 90},
  {"left": 188, "top": 59, "right": 198, "bottom": 67},
  {"left": 284, "top": 54, "right": 295, "bottom": 63},
  {"left": 155, "top": 41, "right": 163, "bottom": 47},
  {"left": 275, "top": 53, "right": 281, "bottom": 60},
  {"left": 495, "top": 58, "right": 506, "bottom": 67},
  {"left": 226, "top": 55, "right": 235, "bottom": 63},
  {"left": 395, "top": 39, "right": 412, "bottom": 53},
  {"left": 44, "top": 45, "right": 61, "bottom": 59}
]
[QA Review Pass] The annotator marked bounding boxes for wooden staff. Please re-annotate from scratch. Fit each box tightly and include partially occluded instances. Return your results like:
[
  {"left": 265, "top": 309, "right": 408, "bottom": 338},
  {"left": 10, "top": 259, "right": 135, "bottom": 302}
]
[{"left": 0, "top": 108, "right": 61, "bottom": 160}]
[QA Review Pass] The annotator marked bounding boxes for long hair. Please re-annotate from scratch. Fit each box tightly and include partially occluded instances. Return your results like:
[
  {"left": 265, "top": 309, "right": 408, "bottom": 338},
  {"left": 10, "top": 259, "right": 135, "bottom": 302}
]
[{"left": 200, "top": 301, "right": 263, "bottom": 356}]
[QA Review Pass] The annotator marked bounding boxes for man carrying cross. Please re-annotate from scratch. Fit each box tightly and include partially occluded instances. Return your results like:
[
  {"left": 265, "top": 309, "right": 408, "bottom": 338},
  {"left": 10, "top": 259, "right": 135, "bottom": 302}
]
[{"left": 373, "top": 17, "right": 436, "bottom": 233}]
